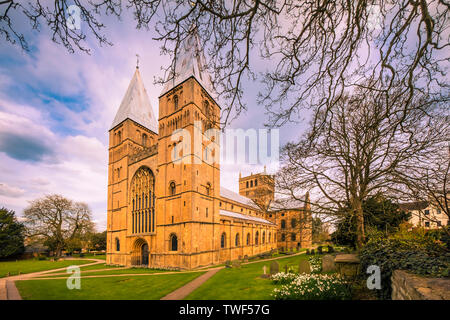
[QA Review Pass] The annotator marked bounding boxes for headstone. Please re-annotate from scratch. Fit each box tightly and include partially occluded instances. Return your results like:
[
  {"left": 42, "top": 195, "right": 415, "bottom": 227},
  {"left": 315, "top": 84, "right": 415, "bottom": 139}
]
[
  {"left": 232, "top": 260, "right": 241, "bottom": 268},
  {"left": 261, "top": 265, "right": 270, "bottom": 279},
  {"left": 225, "top": 260, "right": 231, "bottom": 268},
  {"left": 298, "top": 260, "right": 311, "bottom": 274},
  {"left": 322, "top": 255, "right": 336, "bottom": 272},
  {"left": 270, "top": 261, "right": 279, "bottom": 275},
  {"left": 243, "top": 255, "right": 249, "bottom": 263},
  {"left": 284, "top": 265, "right": 288, "bottom": 273}
]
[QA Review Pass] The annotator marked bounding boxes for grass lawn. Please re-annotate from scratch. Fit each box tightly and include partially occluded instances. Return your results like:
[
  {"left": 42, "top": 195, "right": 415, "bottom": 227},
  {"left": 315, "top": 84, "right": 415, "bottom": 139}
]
[
  {"left": 0, "top": 259, "right": 96, "bottom": 278},
  {"left": 16, "top": 272, "right": 205, "bottom": 300},
  {"left": 185, "top": 254, "right": 310, "bottom": 300}
]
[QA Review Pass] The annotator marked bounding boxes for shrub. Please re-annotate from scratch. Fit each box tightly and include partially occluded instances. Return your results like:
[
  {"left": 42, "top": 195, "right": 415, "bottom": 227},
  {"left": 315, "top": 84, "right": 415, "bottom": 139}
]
[
  {"left": 272, "top": 273, "right": 351, "bottom": 300},
  {"left": 359, "top": 236, "right": 449, "bottom": 300}
]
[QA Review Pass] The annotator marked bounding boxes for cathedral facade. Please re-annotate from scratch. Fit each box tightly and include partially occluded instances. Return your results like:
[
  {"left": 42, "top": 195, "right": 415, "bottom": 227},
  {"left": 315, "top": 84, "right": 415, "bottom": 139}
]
[{"left": 106, "top": 33, "right": 311, "bottom": 270}]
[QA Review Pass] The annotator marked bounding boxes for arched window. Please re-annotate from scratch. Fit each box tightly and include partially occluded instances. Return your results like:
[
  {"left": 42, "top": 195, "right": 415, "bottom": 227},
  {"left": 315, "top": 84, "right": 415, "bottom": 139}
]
[
  {"left": 247, "top": 233, "right": 250, "bottom": 245},
  {"left": 221, "top": 233, "right": 226, "bottom": 248},
  {"left": 169, "top": 182, "right": 176, "bottom": 195},
  {"left": 246, "top": 181, "right": 249, "bottom": 188},
  {"left": 281, "top": 219, "right": 286, "bottom": 229},
  {"left": 255, "top": 179, "right": 258, "bottom": 186},
  {"left": 130, "top": 167, "right": 155, "bottom": 234},
  {"left": 291, "top": 218, "right": 297, "bottom": 228},
  {"left": 281, "top": 233, "right": 286, "bottom": 241},
  {"left": 115, "top": 238, "right": 120, "bottom": 251},
  {"left": 255, "top": 231, "right": 259, "bottom": 245},
  {"left": 174, "top": 95, "right": 179, "bottom": 110},
  {"left": 269, "top": 232, "right": 271, "bottom": 243},
  {"left": 250, "top": 180, "right": 253, "bottom": 187},
  {"left": 117, "top": 131, "right": 122, "bottom": 144},
  {"left": 291, "top": 233, "right": 296, "bottom": 241},
  {"left": 170, "top": 234, "right": 178, "bottom": 251},
  {"left": 142, "top": 133, "right": 148, "bottom": 147},
  {"left": 235, "top": 233, "right": 240, "bottom": 246},
  {"left": 206, "top": 183, "right": 211, "bottom": 196},
  {"left": 262, "top": 231, "right": 266, "bottom": 244}
]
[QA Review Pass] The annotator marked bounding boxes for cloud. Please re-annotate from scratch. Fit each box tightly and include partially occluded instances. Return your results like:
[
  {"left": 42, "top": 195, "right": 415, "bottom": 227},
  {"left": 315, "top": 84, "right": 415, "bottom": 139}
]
[{"left": 0, "top": 182, "right": 25, "bottom": 198}]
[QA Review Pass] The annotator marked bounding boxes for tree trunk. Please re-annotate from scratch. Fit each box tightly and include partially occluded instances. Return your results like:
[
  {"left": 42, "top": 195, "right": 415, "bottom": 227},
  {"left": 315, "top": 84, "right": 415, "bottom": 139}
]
[{"left": 355, "top": 200, "right": 365, "bottom": 250}]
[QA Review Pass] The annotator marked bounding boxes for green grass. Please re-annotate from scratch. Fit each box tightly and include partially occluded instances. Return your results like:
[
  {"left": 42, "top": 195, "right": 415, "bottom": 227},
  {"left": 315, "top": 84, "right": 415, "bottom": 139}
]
[
  {"left": 0, "top": 259, "right": 96, "bottom": 278},
  {"left": 16, "top": 272, "right": 205, "bottom": 300},
  {"left": 185, "top": 253, "right": 309, "bottom": 300}
]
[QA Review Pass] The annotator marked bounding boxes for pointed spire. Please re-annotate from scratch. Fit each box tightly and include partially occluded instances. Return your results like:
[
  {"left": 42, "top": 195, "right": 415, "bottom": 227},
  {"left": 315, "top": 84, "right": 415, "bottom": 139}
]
[
  {"left": 160, "top": 27, "right": 214, "bottom": 98},
  {"left": 111, "top": 68, "right": 158, "bottom": 133}
]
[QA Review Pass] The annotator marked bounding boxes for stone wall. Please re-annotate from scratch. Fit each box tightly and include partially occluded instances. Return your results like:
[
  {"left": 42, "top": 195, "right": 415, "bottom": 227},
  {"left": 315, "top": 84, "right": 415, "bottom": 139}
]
[{"left": 391, "top": 270, "right": 450, "bottom": 300}]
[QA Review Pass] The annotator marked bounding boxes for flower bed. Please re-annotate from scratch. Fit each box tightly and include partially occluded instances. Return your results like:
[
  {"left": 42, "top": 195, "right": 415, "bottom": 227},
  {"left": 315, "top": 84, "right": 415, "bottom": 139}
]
[
  {"left": 308, "top": 256, "right": 322, "bottom": 273},
  {"left": 272, "top": 273, "right": 351, "bottom": 300}
]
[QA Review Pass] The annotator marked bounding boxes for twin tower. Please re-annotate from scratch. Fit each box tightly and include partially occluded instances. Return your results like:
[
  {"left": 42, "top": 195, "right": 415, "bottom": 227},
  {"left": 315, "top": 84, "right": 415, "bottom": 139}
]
[{"left": 106, "top": 32, "right": 280, "bottom": 269}]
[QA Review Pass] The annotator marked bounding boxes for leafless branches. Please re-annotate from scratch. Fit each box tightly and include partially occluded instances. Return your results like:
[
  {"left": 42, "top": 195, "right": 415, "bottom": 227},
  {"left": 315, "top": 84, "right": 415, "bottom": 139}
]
[
  {"left": 2, "top": 1, "right": 447, "bottom": 128},
  {"left": 276, "top": 86, "right": 449, "bottom": 248}
]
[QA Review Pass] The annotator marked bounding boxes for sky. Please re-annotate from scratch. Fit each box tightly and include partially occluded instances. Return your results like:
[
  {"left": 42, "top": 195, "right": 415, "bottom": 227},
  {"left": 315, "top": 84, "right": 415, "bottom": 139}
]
[{"left": 0, "top": 8, "right": 307, "bottom": 231}]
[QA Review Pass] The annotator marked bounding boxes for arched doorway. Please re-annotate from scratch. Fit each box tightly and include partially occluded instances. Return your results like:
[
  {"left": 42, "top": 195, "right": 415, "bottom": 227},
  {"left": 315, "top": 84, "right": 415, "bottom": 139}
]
[
  {"left": 141, "top": 243, "right": 149, "bottom": 266},
  {"left": 132, "top": 238, "right": 149, "bottom": 266}
]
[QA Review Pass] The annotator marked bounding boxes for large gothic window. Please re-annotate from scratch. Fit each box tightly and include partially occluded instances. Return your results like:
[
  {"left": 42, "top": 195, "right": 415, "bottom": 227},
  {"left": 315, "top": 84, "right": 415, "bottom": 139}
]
[
  {"left": 130, "top": 167, "right": 155, "bottom": 234},
  {"left": 235, "top": 233, "right": 240, "bottom": 247},
  {"left": 255, "top": 231, "right": 259, "bottom": 245}
]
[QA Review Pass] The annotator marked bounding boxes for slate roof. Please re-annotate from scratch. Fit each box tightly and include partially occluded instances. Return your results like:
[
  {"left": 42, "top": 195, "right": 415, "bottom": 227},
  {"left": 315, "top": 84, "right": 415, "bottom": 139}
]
[
  {"left": 160, "top": 28, "right": 215, "bottom": 98},
  {"left": 399, "top": 201, "right": 429, "bottom": 211},
  {"left": 220, "top": 187, "right": 259, "bottom": 209},
  {"left": 111, "top": 68, "right": 158, "bottom": 133},
  {"left": 219, "top": 209, "right": 275, "bottom": 225}
]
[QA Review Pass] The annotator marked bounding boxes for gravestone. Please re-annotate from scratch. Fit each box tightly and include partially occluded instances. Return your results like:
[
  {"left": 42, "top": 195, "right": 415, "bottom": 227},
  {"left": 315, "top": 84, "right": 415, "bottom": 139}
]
[
  {"left": 232, "top": 260, "right": 241, "bottom": 268},
  {"left": 243, "top": 255, "right": 249, "bottom": 263},
  {"left": 298, "top": 260, "right": 311, "bottom": 274},
  {"left": 260, "top": 265, "right": 270, "bottom": 279},
  {"left": 270, "top": 261, "right": 279, "bottom": 275},
  {"left": 322, "top": 255, "right": 336, "bottom": 272},
  {"left": 284, "top": 265, "right": 288, "bottom": 273},
  {"left": 225, "top": 260, "right": 232, "bottom": 268}
]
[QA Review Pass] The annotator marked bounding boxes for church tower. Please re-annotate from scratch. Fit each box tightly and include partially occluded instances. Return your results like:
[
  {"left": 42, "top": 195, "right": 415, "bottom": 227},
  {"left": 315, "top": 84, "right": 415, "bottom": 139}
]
[
  {"left": 155, "top": 29, "right": 222, "bottom": 269},
  {"left": 239, "top": 167, "right": 275, "bottom": 211},
  {"left": 107, "top": 67, "right": 158, "bottom": 266}
]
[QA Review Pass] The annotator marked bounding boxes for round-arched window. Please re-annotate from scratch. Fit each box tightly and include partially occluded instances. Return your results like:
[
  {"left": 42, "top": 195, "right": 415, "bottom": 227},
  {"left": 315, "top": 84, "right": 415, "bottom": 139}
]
[{"left": 221, "top": 233, "right": 226, "bottom": 248}]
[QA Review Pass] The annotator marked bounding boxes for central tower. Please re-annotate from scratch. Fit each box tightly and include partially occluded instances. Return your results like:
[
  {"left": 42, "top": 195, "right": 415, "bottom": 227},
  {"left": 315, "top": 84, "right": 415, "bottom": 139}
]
[{"left": 155, "top": 30, "right": 222, "bottom": 269}]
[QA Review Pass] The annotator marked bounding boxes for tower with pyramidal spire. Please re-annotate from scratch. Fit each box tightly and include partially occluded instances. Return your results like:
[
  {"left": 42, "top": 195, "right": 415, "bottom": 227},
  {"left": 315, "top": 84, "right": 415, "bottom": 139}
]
[{"left": 106, "top": 30, "right": 311, "bottom": 269}]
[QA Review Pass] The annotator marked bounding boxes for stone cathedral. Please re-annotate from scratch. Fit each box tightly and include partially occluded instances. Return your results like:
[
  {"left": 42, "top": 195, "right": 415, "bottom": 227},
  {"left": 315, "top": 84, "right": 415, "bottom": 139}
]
[{"left": 106, "top": 32, "right": 311, "bottom": 270}]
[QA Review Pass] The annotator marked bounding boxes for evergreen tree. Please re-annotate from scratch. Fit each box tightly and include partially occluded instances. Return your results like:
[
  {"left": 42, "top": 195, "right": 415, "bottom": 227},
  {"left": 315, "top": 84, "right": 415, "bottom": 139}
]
[{"left": 0, "top": 207, "right": 25, "bottom": 258}]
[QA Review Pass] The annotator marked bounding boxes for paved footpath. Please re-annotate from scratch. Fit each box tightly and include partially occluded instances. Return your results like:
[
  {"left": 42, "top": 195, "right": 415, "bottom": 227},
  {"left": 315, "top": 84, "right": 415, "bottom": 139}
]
[{"left": 160, "top": 268, "right": 223, "bottom": 300}]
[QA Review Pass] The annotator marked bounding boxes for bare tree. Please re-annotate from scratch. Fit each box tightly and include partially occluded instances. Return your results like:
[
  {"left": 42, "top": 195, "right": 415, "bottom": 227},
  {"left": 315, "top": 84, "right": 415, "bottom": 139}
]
[
  {"left": 23, "top": 194, "right": 94, "bottom": 256},
  {"left": 1, "top": 1, "right": 448, "bottom": 127},
  {"left": 276, "top": 87, "right": 449, "bottom": 249}
]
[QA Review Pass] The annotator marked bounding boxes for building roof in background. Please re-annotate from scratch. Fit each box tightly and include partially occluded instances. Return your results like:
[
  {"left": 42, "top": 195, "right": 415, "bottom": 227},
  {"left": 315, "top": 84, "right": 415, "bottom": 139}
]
[
  {"left": 399, "top": 201, "right": 429, "bottom": 211},
  {"left": 111, "top": 68, "right": 158, "bottom": 133},
  {"left": 220, "top": 187, "right": 259, "bottom": 209},
  {"left": 219, "top": 209, "right": 275, "bottom": 225}
]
